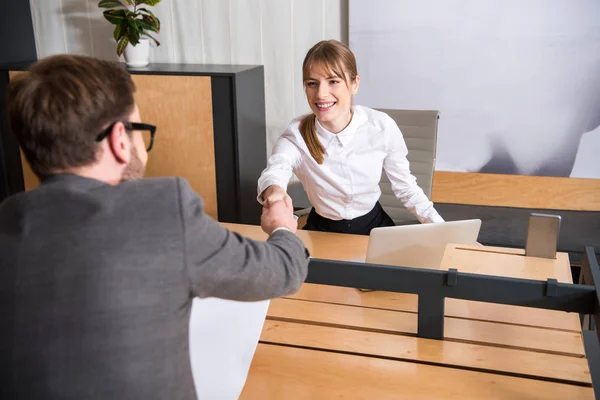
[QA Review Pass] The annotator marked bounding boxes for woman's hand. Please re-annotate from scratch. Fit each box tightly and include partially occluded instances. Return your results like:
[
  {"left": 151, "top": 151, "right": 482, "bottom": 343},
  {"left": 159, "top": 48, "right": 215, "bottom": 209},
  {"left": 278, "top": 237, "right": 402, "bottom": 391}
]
[
  {"left": 261, "top": 185, "right": 289, "bottom": 204},
  {"left": 260, "top": 185, "right": 297, "bottom": 234}
]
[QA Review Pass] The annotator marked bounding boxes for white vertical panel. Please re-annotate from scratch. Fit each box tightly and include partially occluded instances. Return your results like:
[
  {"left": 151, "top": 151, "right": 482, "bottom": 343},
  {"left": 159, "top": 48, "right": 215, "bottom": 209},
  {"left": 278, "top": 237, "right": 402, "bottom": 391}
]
[
  {"left": 149, "top": 0, "right": 177, "bottom": 63},
  {"left": 292, "top": 0, "right": 323, "bottom": 118},
  {"left": 31, "top": 0, "right": 350, "bottom": 163},
  {"left": 27, "top": 0, "right": 41, "bottom": 57},
  {"left": 324, "top": 0, "right": 347, "bottom": 42},
  {"left": 261, "top": 0, "right": 295, "bottom": 153},
  {"left": 230, "top": 0, "right": 262, "bottom": 64},
  {"left": 85, "top": 0, "right": 118, "bottom": 61},
  {"left": 202, "top": 0, "right": 232, "bottom": 64},
  {"left": 30, "top": 0, "right": 68, "bottom": 57},
  {"left": 59, "top": 0, "right": 94, "bottom": 55},
  {"left": 172, "top": 0, "right": 204, "bottom": 63}
]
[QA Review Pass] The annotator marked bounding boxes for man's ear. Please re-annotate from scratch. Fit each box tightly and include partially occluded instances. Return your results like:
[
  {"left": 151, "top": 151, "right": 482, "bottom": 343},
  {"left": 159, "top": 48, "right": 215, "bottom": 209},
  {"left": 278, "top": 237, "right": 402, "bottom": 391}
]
[{"left": 108, "top": 122, "right": 132, "bottom": 164}]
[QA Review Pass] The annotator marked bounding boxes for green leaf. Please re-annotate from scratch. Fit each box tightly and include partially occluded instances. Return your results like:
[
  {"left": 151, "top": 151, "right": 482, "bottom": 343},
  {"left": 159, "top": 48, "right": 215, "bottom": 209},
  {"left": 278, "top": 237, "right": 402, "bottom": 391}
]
[
  {"left": 102, "top": 9, "right": 127, "bottom": 25},
  {"left": 135, "top": 0, "right": 162, "bottom": 6},
  {"left": 127, "top": 23, "right": 140, "bottom": 46},
  {"left": 138, "top": 8, "right": 160, "bottom": 30},
  {"left": 98, "top": 0, "right": 126, "bottom": 8},
  {"left": 116, "top": 36, "right": 129, "bottom": 56},
  {"left": 123, "top": 0, "right": 134, "bottom": 5},
  {"left": 113, "top": 20, "right": 127, "bottom": 41},
  {"left": 138, "top": 16, "right": 159, "bottom": 33}
]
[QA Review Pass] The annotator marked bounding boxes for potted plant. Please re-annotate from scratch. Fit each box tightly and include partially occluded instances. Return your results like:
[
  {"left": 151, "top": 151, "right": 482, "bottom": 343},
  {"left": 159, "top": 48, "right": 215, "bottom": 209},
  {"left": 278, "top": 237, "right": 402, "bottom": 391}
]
[{"left": 98, "top": 0, "right": 162, "bottom": 67}]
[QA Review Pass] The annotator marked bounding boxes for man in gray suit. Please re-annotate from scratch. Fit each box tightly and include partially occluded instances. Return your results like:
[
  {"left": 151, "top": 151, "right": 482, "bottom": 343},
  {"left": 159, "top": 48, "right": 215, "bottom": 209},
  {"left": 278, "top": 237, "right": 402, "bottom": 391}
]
[{"left": 0, "top": 55, "right": 309, "bottom": 399}]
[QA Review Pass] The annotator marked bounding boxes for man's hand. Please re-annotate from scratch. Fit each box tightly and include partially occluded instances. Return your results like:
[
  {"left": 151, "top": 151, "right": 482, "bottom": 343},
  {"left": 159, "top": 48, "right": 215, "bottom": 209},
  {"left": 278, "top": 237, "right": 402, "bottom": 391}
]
[{"left": 261, "top": 196, "right": 297, "bottom": 235}]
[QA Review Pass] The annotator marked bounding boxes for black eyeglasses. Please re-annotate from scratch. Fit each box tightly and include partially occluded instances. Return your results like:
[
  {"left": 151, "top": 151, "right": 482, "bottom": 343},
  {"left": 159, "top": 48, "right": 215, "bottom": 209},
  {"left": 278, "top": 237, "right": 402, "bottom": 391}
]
[{"left": 95, "top": 121, "right": 157, "bottom": 152}]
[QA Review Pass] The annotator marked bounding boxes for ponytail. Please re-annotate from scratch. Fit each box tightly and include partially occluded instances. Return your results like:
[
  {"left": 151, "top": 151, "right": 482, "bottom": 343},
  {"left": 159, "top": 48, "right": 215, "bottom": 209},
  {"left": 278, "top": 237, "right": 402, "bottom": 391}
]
[{"left": 299, "top": 114, "right": 326, "bottom": 164}]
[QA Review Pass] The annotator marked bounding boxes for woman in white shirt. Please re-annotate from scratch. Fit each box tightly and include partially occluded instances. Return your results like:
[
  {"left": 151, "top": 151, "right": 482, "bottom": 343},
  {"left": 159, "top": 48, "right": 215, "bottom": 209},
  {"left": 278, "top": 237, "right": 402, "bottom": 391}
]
[{"left": 258, "top": 40, "right": 443, "bottom": 235}]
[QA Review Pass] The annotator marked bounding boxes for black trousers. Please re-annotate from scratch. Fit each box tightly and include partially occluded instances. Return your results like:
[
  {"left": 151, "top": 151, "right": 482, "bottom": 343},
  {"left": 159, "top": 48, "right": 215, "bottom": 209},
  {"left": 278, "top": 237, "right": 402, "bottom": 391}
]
[{"left": 302, "top": 202, "right": 395, "bottom": 236}]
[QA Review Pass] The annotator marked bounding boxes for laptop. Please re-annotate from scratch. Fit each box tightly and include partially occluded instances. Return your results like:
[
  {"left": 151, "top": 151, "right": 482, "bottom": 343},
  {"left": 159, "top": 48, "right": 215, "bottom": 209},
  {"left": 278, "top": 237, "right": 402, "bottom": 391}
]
[{"left": 365, "top": 219, "right": 482, "bottom": 269}]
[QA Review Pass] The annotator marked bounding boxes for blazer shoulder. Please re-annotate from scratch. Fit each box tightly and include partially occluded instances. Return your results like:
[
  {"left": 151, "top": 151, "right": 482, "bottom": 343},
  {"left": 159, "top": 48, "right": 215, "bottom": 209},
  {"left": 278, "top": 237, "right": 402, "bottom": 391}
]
[{"left": 119, "top": 177, "right": 192, "bottom": 205}]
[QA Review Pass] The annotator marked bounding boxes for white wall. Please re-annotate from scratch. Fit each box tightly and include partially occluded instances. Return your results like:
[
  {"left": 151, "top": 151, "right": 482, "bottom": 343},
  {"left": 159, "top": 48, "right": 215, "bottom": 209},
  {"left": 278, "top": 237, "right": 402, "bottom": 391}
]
[
  {"left": 29, "top": 0, "right": 348, "bottom": 153},
  {"left": 350, "top": 0, "right": 600, "bottom": 178}
]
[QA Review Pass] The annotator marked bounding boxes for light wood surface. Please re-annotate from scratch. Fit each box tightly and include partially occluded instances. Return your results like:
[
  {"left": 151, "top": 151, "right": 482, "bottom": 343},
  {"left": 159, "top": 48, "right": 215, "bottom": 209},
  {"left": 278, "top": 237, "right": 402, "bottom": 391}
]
[
  {"left": 240, "top": 344, "right": 594, "bottom": 400},
  {"left": 224, "top": 223, "right": 590, "bottom": 397},
  {"left": 222, "top": 223, "right": 369, "bottom": 261},
  {"left": 260, "top": 320, "right": 590, "bottom": 384},
  {"left": 20, "top": 149, "right": 40, "bottom": 190},
  {"left": 441, "top": 243, "right": 573, "bottom": 282},
  {"left": 431, "top": 171, "right": 600, "bottom": 211},
  {"left": 288, "top": 283, "right": 582, "bottom": 332},
  {"left": 132, "top": 75, "right": 217, "bottom": 219},
  {"left": 225, "top": 223, "right": 581, "bottom": 331},
  {"left": 267, "top": 298, "right": 585, "bottom": 356}
]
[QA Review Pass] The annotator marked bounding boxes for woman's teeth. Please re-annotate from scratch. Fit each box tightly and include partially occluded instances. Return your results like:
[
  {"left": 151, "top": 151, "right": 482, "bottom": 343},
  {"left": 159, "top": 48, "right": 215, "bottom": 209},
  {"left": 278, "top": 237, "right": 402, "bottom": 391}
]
[{"left": 317, "top": 102, "right": 335, "bottom": 109}]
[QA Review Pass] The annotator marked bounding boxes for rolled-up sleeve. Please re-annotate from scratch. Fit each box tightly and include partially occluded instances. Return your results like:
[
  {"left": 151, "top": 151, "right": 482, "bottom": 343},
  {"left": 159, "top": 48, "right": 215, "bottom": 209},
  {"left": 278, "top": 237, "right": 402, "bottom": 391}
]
[{"left": 256, "top": 133, "right": 303, "bottom": 204}]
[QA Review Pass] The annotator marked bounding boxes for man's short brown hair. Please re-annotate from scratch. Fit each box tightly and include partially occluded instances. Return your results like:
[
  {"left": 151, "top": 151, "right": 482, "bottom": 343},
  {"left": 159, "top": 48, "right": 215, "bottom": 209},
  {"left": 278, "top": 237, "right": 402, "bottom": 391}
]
[{"left": 7, "top": 54, "right": 136, "bottom": 179}]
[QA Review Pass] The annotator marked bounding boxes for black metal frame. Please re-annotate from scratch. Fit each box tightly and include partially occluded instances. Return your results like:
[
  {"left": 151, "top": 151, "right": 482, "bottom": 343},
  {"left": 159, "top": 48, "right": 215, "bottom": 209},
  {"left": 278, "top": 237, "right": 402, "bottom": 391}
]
[
  {"left": 580, "top": 247, "right": 600, "bottom": 399},
  {"left": 0, "top": 70, "right": 25, "bottom": 200},
  {"left": 305, "top": 246, "right": 600, "bottom": 396}
]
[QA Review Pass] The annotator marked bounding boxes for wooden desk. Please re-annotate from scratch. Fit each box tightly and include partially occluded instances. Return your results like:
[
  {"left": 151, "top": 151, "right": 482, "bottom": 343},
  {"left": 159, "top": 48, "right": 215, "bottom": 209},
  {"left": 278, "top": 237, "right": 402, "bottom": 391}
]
[
  {"left": 439, "top": 243, "right": 582, "bottom": 332},
  {"left": 287, "top": 242, "right": 582, "bottom": 332},
  {"left": 222, "top": 223, "right": 369, "bottom": 260},
  {"left": 244, "top": 344, "right": 593, "bottom": 400},
  {"left": 440, "top": 243, "right": 573, "bottom": 282},
  {"left": 221, "top": 224, "right": 593, "bottom": 399}
]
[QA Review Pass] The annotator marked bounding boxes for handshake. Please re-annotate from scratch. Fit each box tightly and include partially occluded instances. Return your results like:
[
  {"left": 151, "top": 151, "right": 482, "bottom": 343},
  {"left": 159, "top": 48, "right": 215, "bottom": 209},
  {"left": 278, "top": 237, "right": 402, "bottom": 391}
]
[{"left": 260, "top": 185, "right": 298, "bottom": 235}]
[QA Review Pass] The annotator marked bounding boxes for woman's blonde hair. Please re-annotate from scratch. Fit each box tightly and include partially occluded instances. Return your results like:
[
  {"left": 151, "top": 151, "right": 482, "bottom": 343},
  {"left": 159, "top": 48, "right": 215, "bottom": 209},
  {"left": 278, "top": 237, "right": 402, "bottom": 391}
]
[{"left": 300, "top": 40, "right": 358, "bottom": 164}]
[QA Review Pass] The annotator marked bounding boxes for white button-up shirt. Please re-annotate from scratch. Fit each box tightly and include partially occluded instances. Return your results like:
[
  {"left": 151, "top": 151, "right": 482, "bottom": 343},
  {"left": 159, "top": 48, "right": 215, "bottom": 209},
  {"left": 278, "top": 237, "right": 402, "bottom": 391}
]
[{"left": 257, "top": 106, "right": 444, "bottom": 223}]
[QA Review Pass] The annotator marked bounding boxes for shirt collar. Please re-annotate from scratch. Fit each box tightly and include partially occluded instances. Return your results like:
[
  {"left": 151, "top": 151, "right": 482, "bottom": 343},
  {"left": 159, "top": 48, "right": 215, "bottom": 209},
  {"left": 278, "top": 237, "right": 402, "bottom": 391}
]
[{"left": 316, "top": 106, "right": 365, "bottom": 148}]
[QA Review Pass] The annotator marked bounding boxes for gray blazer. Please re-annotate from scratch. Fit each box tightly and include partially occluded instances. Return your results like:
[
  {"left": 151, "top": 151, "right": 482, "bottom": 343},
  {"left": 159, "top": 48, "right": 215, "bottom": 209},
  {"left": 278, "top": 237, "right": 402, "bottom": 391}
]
[{"left": 0, "top": 174, "right": 309, "bottom": 399}]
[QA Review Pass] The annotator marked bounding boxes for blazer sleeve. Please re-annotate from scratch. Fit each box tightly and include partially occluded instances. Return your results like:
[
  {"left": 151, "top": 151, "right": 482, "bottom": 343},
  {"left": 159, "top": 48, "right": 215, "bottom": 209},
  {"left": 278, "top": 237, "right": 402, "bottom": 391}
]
[{"left": 176, "top": 178, "right": 310, "bottom": 301}]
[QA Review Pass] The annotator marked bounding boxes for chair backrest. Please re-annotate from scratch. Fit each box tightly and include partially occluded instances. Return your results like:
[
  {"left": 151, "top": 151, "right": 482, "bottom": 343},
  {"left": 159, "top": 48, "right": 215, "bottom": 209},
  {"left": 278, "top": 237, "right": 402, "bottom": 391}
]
[
  {"left": 287, "top": 176, "right": 312, "bottom": 210},
  {"left": 376, "top": 109, "right": 440, "bottom": 225}
]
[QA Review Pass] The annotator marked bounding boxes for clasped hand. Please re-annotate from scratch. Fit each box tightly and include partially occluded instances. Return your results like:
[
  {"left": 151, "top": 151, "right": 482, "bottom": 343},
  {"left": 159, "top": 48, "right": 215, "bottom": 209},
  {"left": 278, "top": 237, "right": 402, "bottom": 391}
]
[{"left": 260, "top": 187, "right": 297, "bottom": 235}]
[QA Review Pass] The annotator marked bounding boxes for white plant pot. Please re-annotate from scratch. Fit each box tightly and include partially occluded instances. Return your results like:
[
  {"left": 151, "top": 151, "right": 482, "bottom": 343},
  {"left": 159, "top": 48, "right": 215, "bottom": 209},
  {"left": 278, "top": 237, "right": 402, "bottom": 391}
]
[{"left": 123, "top": 38, "right": 150, "bottom": 68}]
